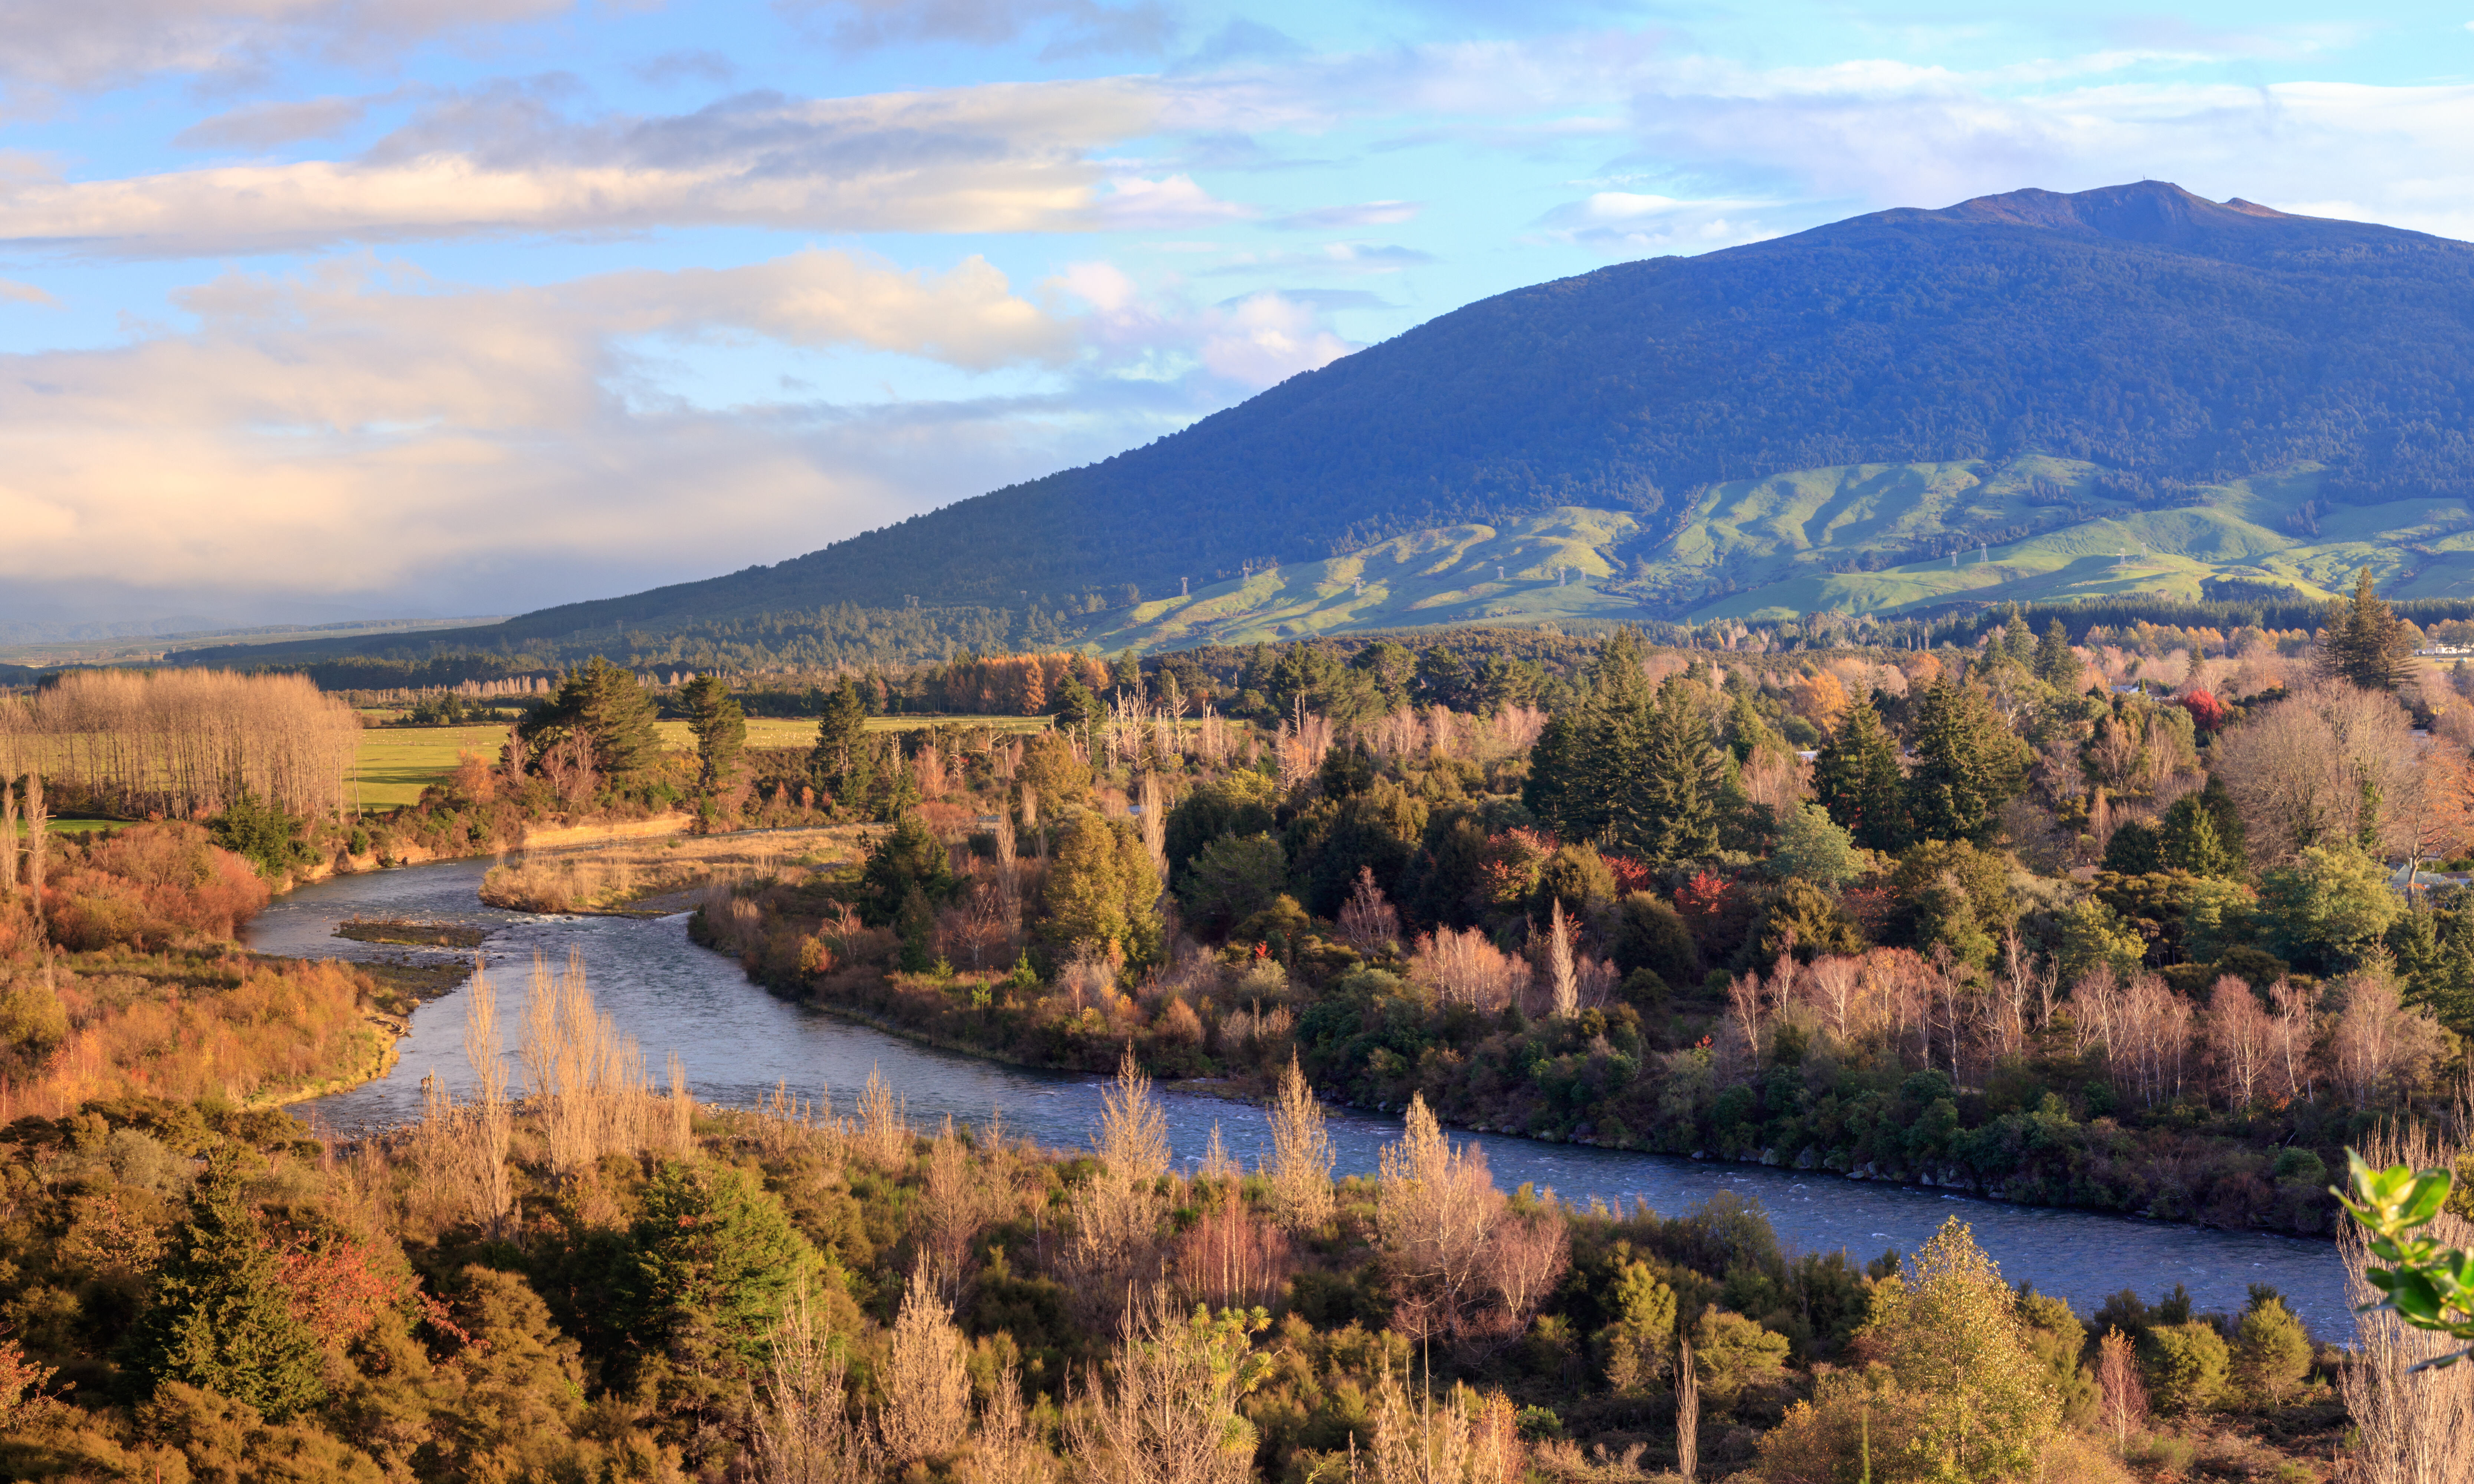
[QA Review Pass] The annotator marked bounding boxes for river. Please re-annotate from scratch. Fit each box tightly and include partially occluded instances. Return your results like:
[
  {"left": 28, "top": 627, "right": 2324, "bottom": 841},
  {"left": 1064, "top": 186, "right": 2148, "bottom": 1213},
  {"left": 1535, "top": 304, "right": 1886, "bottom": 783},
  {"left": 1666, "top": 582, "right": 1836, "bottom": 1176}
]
[{"left": 253, "top": 857, "right": 2356, "bottom": 1338}]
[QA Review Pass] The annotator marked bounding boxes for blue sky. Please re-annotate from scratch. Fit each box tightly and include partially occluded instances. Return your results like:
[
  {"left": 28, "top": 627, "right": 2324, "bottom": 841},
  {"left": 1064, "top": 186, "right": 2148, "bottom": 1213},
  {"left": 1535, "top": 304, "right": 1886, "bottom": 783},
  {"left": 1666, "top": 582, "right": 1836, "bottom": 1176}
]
[{"left": 0, "top": 0, "right": 2468, "bottom": 627}]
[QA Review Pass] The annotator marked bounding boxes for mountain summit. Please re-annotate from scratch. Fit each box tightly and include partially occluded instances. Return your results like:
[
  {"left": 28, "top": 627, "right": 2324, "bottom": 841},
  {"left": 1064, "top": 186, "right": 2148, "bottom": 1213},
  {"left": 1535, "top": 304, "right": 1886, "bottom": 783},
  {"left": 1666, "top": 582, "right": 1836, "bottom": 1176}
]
[{"left": 474, "top": 181, "right": 2474, "bottom": 642}]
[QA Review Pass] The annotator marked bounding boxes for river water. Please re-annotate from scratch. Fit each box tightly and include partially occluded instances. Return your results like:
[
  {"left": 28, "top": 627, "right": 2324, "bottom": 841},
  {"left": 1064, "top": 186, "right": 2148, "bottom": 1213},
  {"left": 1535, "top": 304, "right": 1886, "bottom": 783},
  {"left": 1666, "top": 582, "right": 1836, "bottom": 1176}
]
[{"left": 254, "top": 858, "right": 2355, "bottom": 1338}]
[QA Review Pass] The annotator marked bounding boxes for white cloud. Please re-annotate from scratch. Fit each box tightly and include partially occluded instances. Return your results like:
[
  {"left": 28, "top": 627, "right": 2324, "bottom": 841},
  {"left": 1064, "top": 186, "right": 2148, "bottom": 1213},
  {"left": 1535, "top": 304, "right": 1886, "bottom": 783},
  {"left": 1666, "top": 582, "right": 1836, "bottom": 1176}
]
[
  {"left": 0, "top": 278, "right": 52, "bottom": 304},
  {"left": 0, "top": 0, "right": 571, "bottom": 98},
  {"left": 174, "top": 93, "right": 381, "bottom": 149},
  {"left": 781, "top": 0, "right": 1173, "bottom": 58},
  {"left": 0, "top": 81, "right": 1242, "bottom": 255},
  {"left": 1269, "top": 200, "right": 1421, "bottom": 230}
]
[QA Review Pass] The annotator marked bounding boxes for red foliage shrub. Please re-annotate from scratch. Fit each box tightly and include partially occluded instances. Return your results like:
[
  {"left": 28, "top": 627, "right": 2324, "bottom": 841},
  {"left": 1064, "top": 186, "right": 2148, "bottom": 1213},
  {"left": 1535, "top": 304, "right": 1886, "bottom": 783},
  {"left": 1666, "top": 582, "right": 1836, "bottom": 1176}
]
[
  {"left": 2178, "top": 688, "right": 2229, "bottom": 734},
  {"left": 1673, "top": 871, "right": 1754, "bottom": 963},
  {"left": 1599, "top": 853, "right": 1655, "bottom": 895},
  {"left": 43, "top": 825, "right": 270, "bottom": 951}
]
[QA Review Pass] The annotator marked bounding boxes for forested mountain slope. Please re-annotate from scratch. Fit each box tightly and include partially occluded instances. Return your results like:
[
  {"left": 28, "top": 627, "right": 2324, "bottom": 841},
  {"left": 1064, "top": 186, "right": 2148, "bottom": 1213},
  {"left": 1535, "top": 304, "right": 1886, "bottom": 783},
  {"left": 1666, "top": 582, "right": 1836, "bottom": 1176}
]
[{"left": 510, "top": 181, "right": 2474, "bottom": 626}]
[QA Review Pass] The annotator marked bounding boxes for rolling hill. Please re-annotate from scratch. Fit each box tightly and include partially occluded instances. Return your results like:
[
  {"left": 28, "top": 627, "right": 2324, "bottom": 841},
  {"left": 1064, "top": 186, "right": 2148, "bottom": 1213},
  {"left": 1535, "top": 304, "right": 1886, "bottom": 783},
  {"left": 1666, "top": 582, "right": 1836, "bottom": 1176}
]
[{"left": 176, "top": 179, "right": 2474, "bottom": 667}]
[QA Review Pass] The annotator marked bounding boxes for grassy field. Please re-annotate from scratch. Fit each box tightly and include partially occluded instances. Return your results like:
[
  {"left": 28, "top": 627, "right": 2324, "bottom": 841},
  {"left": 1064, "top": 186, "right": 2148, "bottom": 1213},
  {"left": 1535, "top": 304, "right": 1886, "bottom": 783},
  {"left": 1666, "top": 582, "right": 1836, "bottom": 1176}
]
[{"left": 343, "top": 714, "right": 1049, "bottom": 812}]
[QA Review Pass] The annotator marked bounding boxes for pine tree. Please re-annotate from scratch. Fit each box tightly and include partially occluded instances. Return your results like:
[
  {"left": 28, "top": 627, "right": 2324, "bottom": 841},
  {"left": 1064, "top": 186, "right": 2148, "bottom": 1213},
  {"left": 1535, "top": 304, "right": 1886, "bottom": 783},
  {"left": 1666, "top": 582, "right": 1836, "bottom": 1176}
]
[
  {"left": 528, "top": 657, "right": 662, "bottom": 781},
  {"left": 122, "top": 1150, "right": 327, "bottom": 1421},
  {"left": 2000, "top": 609, "right": 2035, "bottom": 664},
  {"left": 1907, "top": 677, "right": 2028, "bottom": 844},
  {"left": 1628, "top": 684, "right": 1724, "bottom": 867},
  {"left": 809, "top": 677, "right": 872, "bottom": 803},
  {"left": 2032, "top": 620, "right": 2081, "bottom": 689},
  {"left": 681, "top": 676, "right": 747, "bottom": 796},
  {"left": 1812, "top": 699, "right": 1908, "bottom": 851},
  {"left": 2320, "top": 568, "right": 2415, "bottom": 690}
]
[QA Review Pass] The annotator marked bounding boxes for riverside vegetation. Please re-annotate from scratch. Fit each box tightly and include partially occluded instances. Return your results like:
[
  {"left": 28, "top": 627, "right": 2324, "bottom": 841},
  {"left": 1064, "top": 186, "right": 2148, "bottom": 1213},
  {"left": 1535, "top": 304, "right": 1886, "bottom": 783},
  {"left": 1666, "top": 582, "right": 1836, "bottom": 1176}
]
[
  {"left": 701, "top": 574, "right": 2474, "bottom": 1246},
  {"left": 0, "top": 946, "right": 2372, "bottom": 1481}
]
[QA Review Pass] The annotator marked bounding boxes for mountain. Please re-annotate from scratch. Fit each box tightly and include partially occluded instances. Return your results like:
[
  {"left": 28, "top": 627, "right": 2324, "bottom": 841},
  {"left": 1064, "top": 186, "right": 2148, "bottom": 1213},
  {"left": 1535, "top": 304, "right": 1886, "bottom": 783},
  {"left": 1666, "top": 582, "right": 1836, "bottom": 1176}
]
[{"left": 177, "top": 180, "right": 2474, "bottom": 667}]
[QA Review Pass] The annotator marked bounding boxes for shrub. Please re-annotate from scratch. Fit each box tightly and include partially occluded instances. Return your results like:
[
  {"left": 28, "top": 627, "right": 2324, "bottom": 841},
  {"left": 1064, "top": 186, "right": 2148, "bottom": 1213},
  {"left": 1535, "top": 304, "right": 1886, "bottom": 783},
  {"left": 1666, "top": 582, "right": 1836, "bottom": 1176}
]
[{"left": 2142, "top": 1320, "right": 2229, "bottom": 1414}]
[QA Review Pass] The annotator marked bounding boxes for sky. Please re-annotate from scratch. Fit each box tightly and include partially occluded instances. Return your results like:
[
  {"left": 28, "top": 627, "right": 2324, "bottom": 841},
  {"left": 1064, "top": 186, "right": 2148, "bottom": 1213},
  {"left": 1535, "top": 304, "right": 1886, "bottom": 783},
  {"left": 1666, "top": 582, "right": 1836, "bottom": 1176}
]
[{"left": 1, "top": 1, "right": 2471, "bottom": 631}]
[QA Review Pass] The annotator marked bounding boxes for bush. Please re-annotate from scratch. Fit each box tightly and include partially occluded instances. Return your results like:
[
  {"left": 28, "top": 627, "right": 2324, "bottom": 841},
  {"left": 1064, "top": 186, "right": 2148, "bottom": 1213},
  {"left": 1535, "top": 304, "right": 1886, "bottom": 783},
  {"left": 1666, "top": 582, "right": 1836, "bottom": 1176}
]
[
  {"left": 2143, "top": 1320, "right": 2228, "bottom": 1414},
  {"left": 2232, "top": 1296, "right": 2311, "bottom": 1400},
  {"left": 1612, "top": 892, "right": 1697, "bottom": 985}
]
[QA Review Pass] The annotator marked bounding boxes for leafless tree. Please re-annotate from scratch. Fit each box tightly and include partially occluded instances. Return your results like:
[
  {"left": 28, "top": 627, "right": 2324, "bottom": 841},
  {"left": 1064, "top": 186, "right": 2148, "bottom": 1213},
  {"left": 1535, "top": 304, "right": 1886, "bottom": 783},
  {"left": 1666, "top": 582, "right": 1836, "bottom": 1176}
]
[
  {"left": 2204, "top": 976, "right": 2273, "bottom": 1109},
  {"left": 1266, "top": 1053, "right": 1334, "bottom": 1234},
  {"left": 878, "top": 1266, "right": 971, "bottom": 1467}
]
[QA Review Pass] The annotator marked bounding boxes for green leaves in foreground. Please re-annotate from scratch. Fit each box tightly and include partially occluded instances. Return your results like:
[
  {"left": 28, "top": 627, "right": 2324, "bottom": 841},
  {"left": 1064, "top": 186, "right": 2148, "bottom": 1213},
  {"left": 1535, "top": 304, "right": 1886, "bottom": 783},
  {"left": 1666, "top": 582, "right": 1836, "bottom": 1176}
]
[{"left": 2337, "top": 1150, "right": 2474, "bottom": 1368}]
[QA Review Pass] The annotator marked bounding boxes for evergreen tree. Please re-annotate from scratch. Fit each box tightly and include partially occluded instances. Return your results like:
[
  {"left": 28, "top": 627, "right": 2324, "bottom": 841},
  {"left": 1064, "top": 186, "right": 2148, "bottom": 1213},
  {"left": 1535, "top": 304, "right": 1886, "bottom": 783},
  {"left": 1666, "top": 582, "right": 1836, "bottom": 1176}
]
[
  {"left": 625, "top": 1160, "right": 812, "bottom": 1364},
  {"left": 2032, "top": 620, "right": 2081, "bottom": 689},
  {"left": 1629, "top": 683, "right": 1724, "bottom": 867},
  {"left": 808, "top": 677, "right": 872, "bottom": 805},
  {"left": 122, "top": 1149, "right": 327, "bottom": 1420},
  {"left": 679, "top": 676, "right": 747, "bottom": 796},
  {"left": 1907, "top": 677, "right": 2028, "bottom": 844},
  {"left": 1051, "top": 671, "right": 1102, "bottom": 731},
  {"left": 1812, "top": 699, "right": 1908, "bottom": 851},
  {"left": 859, "top": 813, "right": 954, "bottom": 926},
  {"left": 1041, "top": 813, "right": 1163, "bottom": 961},
  {"left": 2000, "top": 609, "right": 2035, "bottom": 664},
  {"left": 1521, "top": 711, "right": 1589, "bottom": 840},
  {"left": 527, "top": 657, "right": 662, "bottom": 782},
  {"left": 2320, "top": 568, "right": 2415, "bottom": 690},
  {"left": 1723, "top": 689, "right": 1780, "bottom": 764}
]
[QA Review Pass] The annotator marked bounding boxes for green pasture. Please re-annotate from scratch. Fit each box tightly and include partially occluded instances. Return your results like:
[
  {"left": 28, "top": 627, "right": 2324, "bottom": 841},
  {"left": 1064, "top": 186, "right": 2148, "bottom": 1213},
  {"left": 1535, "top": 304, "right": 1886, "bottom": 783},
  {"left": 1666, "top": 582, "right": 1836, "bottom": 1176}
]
[{"left": 344, "top": 714, "right": 1054, "bottom": 812}]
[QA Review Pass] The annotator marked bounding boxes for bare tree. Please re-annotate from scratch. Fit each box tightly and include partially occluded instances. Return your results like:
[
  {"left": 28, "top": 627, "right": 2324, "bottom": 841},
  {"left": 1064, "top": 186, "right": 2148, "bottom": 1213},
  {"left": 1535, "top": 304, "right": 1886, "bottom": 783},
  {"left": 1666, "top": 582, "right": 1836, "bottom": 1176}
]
[
  {"left": 1338, "top": 867, "right": 1401, "bottom": 955},
  {"left": 753, "top": 1285, "right": 876, "bottom": 1484},
  {"left": 462, "top": 961, "right": 513, "bottom": 1235},
  {"left": 2330, "top": 972, "right": 2445, "bottom": 1109},
  {"left": 2267, "top": 978, "right": 2318, "bottom": 1104},
  {"left": 2204, "top": 976, "right": 2273, "bottom": 1109},
  {"left": 1265, "top": 1053, "right": 1334, "bottom": 1234},
  {"left": 960, "top": 1360, "right": 1056, "bottom": 1484},
  {"left": 1378, "top": 1095, "right": 1503, "bottom": 1343},
  {"left": 878, "top": 1266, "right": 971, "bottom": 1467},
  {"left": 2093, "top": 1326, "right": 2146, "bottom": 1455},
  {"left": 2212, "top": 679, "right": 2416, "bottom": 865},
  {"left": 1675, "top": 1334, "right": 1698, "bottom": 1483}
]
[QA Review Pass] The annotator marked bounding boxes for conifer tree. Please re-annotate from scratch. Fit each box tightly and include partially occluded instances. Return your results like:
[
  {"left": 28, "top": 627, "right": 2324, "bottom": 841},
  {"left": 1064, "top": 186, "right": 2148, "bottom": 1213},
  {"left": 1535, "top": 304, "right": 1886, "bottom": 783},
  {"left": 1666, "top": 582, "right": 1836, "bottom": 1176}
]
[
  {"left": 1630, "top": 683, "right": 1724, "bottom": 867},
  {"left": 809, "top": 677, "right": 872, "bottom": 804},
  {"left": 1812, "top": 698, "right": 1908, "bottom": 851},
  {"left": 122, "top": 1149, "right": 327, "bottom": 1421},
  {"left": 1907, "top": 677, "right": 2028, "bottom": 844},
  {"left": 2320, "top": 567, "right": 2415, "bottom": 690},
  {"left": 2032, "top": 620, "right": 2081, "bottom": 689},
  {"left": 681, "top": 675, "right": 747, "bottom": 796},
  {"left": 528, "top": 657, "right": 662, "bottom": 782}
]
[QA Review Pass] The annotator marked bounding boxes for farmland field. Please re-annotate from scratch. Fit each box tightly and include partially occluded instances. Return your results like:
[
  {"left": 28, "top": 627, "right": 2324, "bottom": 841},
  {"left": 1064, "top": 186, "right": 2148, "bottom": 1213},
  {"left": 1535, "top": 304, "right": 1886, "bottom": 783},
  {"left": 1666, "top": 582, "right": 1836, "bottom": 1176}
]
[{"left": 344, "top": 713, "right": 1051, "bottom": 812}]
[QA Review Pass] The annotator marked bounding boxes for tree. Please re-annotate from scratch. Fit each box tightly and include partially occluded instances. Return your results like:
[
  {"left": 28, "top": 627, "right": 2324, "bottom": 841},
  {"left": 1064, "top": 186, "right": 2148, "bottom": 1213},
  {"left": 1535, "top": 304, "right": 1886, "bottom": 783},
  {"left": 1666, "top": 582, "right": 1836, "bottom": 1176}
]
[
  {"left": 877, "top": 1267, "right": 970, "bottom": 1465},
  {"left": 860, "top": 814, "right": 955, "bottom": 927},
  {"left": 2142, "top": 1321, "right": 2228, "bottom": 1414},
  {"left": 681, "top": 676, "right": 747, "bottom": 796},
  {"left": 528, "top": 657, "right": 662, "bottom": 783},
  {"left": 1812, "top": 699, "right": 1907, "bottom": 851},
  {"left": 1177, "top": 833, "right": 1288, "bottom": 935},
  {"left": 2032, "top": 620, "right": 2081, "bottom": 690},
  {"left": 1631, "top": 682, "right": 1725, "bottom": 867},
  {"left": 1906, "top": 676, "right": 2028, "bottom": 844},
  {"left": 809, "top": 677, "right": 873, "bottom": 805},
  {"left": 1771, "top": 802, "right": 1860, "bottom": 886},
  {"left": 1853, "top": 1217, "right": 2062, "bottom": 1475},
  {"left": 1611, "top": 892, "right": 1698, "bottom": 987},
  {"left": 121, "top": 1149, "right": 327, "bottom": 1421},
  {"left": 2232, "top": 1291, "right": 2311, "bottom": 1401},
  {"left": 2320, "top": 568, "right": 2416, "bottom": 691},
  {"left": 1042, "top": 813, "right": 1162, "bottom": 962},
  {"left": 1051, "top": 671, "right": 1102, "bottom": 731},
  {"left": 626, "top": 1159, "right": 813, "bottom": 1364},
  {"left": 1266, "top": 1053, "right": 1335, "bottom": 1234},
  {"left": 2258, "top": 845, "right": 2403, "bottom": 975}
]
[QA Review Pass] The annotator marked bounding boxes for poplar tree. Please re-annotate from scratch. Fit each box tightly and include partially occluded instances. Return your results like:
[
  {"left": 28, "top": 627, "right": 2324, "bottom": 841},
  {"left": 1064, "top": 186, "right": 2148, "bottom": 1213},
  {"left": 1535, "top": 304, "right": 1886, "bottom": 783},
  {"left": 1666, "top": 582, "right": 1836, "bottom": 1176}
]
[{"left": 1812, "top": 698, "right": 1908, "bottom": 851}]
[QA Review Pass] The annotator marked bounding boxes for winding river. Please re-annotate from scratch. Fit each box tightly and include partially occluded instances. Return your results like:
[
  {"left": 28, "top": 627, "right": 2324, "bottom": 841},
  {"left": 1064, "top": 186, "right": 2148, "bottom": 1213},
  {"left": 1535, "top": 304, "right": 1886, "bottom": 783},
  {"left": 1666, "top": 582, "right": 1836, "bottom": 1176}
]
[{"left": 253, "top": 857, "right": 2356, "bottom": 1338}]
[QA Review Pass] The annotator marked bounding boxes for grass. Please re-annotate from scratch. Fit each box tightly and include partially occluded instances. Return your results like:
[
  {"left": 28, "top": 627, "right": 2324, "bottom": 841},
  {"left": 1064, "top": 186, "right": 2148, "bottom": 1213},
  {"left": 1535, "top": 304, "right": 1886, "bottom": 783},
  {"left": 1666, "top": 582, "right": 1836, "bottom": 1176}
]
[
  {"left": 478, "top": 825, "right": 866, "bottom": 914},
  {"left": 344, "top": 714, "right": 1057, "bottom": 813},
  {"left": 1085, "top": 453, "right": 2474, "bottom": 645},
  {"left": 348, "top": 724, "right": 513, "bottom": 811}
]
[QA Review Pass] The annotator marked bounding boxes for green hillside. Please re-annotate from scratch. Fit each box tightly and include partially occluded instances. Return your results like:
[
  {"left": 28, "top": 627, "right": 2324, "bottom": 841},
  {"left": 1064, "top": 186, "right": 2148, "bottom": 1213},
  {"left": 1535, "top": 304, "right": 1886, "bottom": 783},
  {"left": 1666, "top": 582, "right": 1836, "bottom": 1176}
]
[{"left": 1091, "top": 455, "right": 2474, "bottom": 648}]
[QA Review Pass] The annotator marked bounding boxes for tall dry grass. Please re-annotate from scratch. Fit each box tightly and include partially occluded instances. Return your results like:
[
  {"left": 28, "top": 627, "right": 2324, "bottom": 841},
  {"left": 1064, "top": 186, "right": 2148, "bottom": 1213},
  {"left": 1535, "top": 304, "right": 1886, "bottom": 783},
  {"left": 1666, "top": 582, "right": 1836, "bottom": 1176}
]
[
  {"left": 2337, "top": 1122, "right": 2474, "bottom": 1484},
  {"left": 0, "top": 669, "right": 360, "bottom": 819}
]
